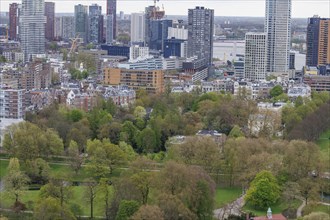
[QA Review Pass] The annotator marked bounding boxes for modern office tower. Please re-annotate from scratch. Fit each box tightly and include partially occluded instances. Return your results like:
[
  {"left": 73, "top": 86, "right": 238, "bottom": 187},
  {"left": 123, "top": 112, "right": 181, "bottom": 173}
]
[
  {"left": 144, "top": 5, "right": 165, "bottom": 47},
  {"left": 131, "top": 13, "right": 145, "bottom": 44},
  {"left": 187, "top": 6, "right": 214, "bottom": 66},
  {"left": 74, "top": 4, "right": 88, "bottom": 43},
  {"left": 61, "top": 16, "right": 75, "bottom": 41},
  {"left": 149, "top": 19, "right": 173, "bottom": 51},
  {"left": 318, "top": 19, "right": 330, "bottom": 66},
  {"left": 306, "top": 16, "right": 330, "bottom": 67},
  {"left": 163, "top": 38, "right": 187, "bottom": 58},
  {"left": 107, "top": 0, "right": 116, "bottom": 39},
  {"left": 265, "top": 0, "right": 291, "bottom": 73},
  {"left": 306, "top": 16, "right": 321, "bottom": 67},
  {"left": 89, "top": 4, "right": 103, "bottom": 44},
  {"left": 106, "top": 15, "right": 114, "bottom": 44},
  {"left": 9, "top": 3, "right": 20, "bottom": 40},
  {"left": 244, "top": 33, "right": 267, "bottom": 81},
  {"left": 54, "top": 17, "right": 62, "bottom": 39},
  {"left": 45, "top": 2, "right": 55, "bottom": 41},
  {"left": 20, "top": 0, "right": 47, "bottom": 61}
]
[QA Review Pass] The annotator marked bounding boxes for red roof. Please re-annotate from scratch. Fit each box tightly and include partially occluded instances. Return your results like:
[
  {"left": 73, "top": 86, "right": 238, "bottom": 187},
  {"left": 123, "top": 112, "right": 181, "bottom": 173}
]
[{"left": 253, "top": 214, "right": 287, "bottom": 220}]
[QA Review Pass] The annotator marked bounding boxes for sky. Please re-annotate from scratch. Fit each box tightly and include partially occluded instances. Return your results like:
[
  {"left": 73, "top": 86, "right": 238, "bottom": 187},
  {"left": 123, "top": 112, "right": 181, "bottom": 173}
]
[{"left": 0, "top": 0, "right": 329, "bottom": 18}]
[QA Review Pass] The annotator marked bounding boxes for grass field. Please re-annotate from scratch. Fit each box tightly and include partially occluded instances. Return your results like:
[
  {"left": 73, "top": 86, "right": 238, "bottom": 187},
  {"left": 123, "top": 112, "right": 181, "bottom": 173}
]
[
  {"left": 0, "top": 160, "right": 9, "bottom": 179},
  {"left": 0, "top": 185, "right": 113, "bottom": 217},
  {"left": 243, "top": 199, "right": 301, "bottom": 216},
  {"left": 214, "top": 187, "right": 242, "bottom": 208},
  {"left": 303, "top": 203, "right": 330, "bottom": 216},
  {"left": 317, "top": 129, "right": 330, "bottom": 170}
]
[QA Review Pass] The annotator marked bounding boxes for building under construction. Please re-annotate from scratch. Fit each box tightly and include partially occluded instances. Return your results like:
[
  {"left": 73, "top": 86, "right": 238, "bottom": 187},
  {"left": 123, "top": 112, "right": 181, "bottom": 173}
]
[{"left": 144, "top": 0, "right": 165, "bottom": 47}]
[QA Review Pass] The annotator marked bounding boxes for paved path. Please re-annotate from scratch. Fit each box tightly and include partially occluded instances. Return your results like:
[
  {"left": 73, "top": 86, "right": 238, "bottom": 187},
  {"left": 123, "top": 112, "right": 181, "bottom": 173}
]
[
  {"left": 213, "top": 195, "right": 245, "bottom": 220},
  {"left": 296, "top": 199, "right": 306, "bottom": 218}
]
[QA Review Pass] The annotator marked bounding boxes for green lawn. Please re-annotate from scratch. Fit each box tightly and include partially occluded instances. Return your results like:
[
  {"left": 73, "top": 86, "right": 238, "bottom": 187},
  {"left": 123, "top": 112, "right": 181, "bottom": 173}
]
[
  {"left": 303, "top": 203, "right": 330, "bottom": 216},
  {"left": 0, "top": 185, "right": 113, "bottom": 217},
  {"left": 317, "top": 129, "right": 330, "bottom": 170},
  {"left": 214, "top": 187, "right": 242, "bottom": 208},
  {"left": 0, "top": 160, "right": 9, "bottom": 179},
  {"left": 0, "top": 190, "right": 39, "bottom": 210},
  {"left": 317, "top": 129, "right": 330, "bottom": 152},
  {"left": 243, "top": 199, "right": 301, "bottom": 216}
]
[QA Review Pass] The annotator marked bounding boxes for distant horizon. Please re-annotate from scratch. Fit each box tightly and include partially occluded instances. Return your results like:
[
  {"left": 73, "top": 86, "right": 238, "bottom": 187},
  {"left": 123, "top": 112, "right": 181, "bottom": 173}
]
[
  {"left": 0, "top": 0, "right": 329, "bottom": 18},
  {"left": 0, "top": 11, "right": 318, "bottom": 20}
]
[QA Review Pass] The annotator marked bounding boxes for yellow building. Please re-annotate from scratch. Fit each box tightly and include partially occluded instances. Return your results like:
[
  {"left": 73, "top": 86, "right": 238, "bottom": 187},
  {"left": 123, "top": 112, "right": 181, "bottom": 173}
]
[{"left": 103, "top": 68, "right": 164, "bottom": 94}]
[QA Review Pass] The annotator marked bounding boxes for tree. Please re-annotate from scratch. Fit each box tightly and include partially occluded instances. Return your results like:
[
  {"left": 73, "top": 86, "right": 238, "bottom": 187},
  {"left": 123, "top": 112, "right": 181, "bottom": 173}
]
[
  {"left": 281, "top": 182, "right": 300, "bottom": 208},
  {"left": 98, "top": 122, "right": 122, "bottom": 144},
  {"left": 84, "top": 178, "right": 98, "bottom": 219},
  {"left": 130, "top": 171, "right": 153, "bottom": 205},
  {"left": 168, "top": 136, "right": 221, "bottom": 174},
  {"left": 283, "top": 140, "right": 320, "bottom": 181},
  {"left": 3, "top": 158, "right": 30, "bottom": 203},
  {"left": 116, "top": 200, "right": 140, "bottom": 220},
  {"left": 228, "top": 125, "right": 244, "bottom": 138},
  {"left": 245, "top": 170, "right": 281, "bottom": 209},
  {"left": 157, "top": 194, "right": 197, "bottom": 220},
  {"left": 39, "top": 174, "right": 73, "bottom": 207},
  {"left": 34, "top": 197, "right": 76, "bottom": 220},
  {"left": 3, "top": 122, "right": 63, "bottom": 162},
  {"left": 86, "top": 139, "right": 127, "bottom": 177},
  {"left": 136, "top": 127, "right": 157, "bottom": 153},
  {"left": 68, "top": 141, "right": 84, "bottom": 174},
  {"left": 98, "top": 178, "right": 113, "bottom": 220},
  {"left": 131, "top": 205, "right": 164, "bottom": 220},
  {"left": 298, "top": 178, "right": 319, "bottom": 205},
  {"left": 134, "top": 106, "right": 147, "bottom": 119},
  {"left": 270, "top": 85, "right": 283, "bottom": 98},
  {"left": 25, "top": 158, "right": 50, "bottom": 184}
]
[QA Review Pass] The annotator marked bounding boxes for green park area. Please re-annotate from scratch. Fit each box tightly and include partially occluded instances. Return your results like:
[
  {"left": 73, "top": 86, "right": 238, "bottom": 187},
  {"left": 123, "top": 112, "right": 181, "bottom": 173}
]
[{"left": 215, "top": 187, "right": 242, "bottom": 208}]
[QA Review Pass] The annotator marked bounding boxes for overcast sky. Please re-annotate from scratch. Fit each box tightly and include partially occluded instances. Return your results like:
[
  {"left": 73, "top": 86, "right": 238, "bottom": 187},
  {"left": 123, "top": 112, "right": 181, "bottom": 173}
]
[{"left": 0, "top": 0, "right": 329, "bottom": 18}]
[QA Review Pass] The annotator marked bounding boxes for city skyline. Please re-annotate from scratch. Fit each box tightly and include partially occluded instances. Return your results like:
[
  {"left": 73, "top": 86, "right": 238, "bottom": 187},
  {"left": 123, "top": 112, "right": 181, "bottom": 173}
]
[{"left": 1, "top": 0, "right": 329, "bottom": 18}]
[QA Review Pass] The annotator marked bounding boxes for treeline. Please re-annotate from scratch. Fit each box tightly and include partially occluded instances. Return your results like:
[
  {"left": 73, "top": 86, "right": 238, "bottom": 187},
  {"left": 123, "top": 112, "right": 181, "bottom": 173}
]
[
  {"left": 288, "top": 100, "right": 330, "bottom": 141},
  {"left": 282, "top": 91, "right": 329, "bottom": 137},
  {"left": 23, "top": 91, "right": 257, "bottom": 154}
]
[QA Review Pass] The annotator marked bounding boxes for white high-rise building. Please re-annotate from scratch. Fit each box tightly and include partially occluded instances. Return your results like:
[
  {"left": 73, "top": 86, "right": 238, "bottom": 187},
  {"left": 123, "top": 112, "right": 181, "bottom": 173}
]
[
  {"left": 129, "top": 45, "right": 149, "bottom": 61},
  {"left": 168, "top": 27, "right": 188, "bottom": 40},
  {"left": 265, "top": 0, "right": 291, "bottom": 73},
  {"left": 244, "top": 33, "right": 267, "bottom": 81},
  {"left": 130, "top": 13, "right": 145, "bottom": 44},
  {"left": 20, "top": 0, "right": 46, "bottom": 61}
]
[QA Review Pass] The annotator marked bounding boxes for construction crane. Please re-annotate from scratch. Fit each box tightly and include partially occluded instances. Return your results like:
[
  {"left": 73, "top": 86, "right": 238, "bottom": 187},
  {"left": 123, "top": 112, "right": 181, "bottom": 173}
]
[
  {"left": 68, "top": 34, "right": 81, "bottom": 58},
  {"left": 4, "top": 26, "right": 9, "bottom": 42}
]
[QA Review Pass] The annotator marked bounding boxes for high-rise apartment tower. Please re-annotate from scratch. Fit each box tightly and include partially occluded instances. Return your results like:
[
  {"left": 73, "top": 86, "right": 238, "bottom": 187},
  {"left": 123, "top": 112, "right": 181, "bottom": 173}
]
[
  {"left": 107, "top": 0, "right": 116, "bottom": 39},
  {"left": 187, "top": 6, "right": 214, "bottom": 66},
  {"left": 45, "top": 2, "right": 55, "bottom": 41},
  {"left": 20, "top": 0, "right": 46, "bottom": 61},
  {"left": 265, "top": 0, "right": 291, "bottom": 72},
  {"left": 244, "top": 33, "right": 267, "bottom": 81}
]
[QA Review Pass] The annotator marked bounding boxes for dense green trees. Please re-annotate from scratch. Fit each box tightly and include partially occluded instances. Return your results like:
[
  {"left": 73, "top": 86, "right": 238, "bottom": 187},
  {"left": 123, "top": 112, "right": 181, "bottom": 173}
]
[
  {"left": 245, "top": 171, "right": 281, "bottom": 209},
  {"left": 34, "top": 197, "right": 76, "bottom": 220},
  {"left": 3, "top": 122, "right": 63, "bottom": 162}
]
